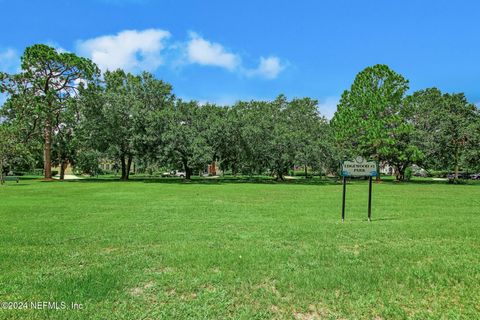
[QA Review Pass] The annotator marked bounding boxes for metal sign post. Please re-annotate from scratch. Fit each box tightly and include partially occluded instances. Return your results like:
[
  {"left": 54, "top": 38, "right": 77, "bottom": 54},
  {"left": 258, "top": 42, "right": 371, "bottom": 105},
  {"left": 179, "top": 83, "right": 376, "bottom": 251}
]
[
  {"left": 340, "top": 156, "right": 378, "bottom": 222},
  {"left": 342, "top": 176, "right": 346, "bottom": 222},
  {"left": 368, "top": 176, "right": 372, "bottom": 222}
]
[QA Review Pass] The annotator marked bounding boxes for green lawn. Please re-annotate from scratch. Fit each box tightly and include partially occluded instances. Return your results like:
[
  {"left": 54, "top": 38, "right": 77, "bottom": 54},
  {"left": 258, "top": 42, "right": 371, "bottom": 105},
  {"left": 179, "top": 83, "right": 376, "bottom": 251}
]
[{"left": 0, "top": 179, "right": 479, "bottom": 319}]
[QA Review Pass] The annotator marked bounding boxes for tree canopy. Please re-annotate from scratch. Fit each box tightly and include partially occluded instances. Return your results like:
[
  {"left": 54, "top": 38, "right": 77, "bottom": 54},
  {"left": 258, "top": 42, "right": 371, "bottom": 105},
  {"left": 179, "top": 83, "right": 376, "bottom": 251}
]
[
  {"left": 0, "top": 44, "right": 99, "bottom": 179},
  {"left": 332, "top": 64, "right": 423, "bottom": 180},
  {"left": 1, "top": 46, "right": 478, "bottom": 182}
]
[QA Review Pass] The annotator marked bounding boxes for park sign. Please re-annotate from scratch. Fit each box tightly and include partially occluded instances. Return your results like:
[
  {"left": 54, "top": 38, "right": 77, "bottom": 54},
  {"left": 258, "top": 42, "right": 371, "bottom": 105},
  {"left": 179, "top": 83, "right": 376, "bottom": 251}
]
[
  {"left": 340, "top": 156, "right": 378, "bottom": 222},
  {"left": 341, "top": 156, "right": 378, "bottom": 177}
]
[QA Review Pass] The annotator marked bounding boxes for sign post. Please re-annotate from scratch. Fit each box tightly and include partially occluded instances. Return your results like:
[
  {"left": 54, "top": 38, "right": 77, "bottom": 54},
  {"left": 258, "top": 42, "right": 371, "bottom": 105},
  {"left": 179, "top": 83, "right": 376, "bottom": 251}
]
[
  {"left": 340, "top": 156, "right": 378, "bottom": 222},
  {"left": 368, "top": 176, "right": 372, "bottom": 222},
  {"left": 342, "top": 176, "right": 346, "bottom": 222}
]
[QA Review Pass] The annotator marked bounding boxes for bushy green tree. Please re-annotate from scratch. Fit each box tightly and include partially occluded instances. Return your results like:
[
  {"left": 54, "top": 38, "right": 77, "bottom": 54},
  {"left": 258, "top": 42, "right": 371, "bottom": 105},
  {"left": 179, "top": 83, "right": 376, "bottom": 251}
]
[
  {"left": 288, "top": 97, "right": 334, "bottom": 178},
  {"left": 332, "top": 64, "right": 421, "bottom": 180},
  {"left": 227, "top": 95, "right": 333, "bottom": 180},
  {"left": 79, "top": 70, "right": 174, "bottom": 180},
  {"left": 406, "top": 88, "right": 479, "bottom": 177},
  {"left": 51, "top": 99, "right": 79, "bottom": 180},
  {"left": 0, "top": 123, "right": 29, "bottom": 183},
  {"left": 440, "top": 94, "right": 479, "bottom": 177},
  {"left": 161, "top": 100, "right": 213, "bottom": 180},
  {"left": 75, "top": 150, "right": 101, "bottom": 176},
  {"left": 0, "top": 44, "right": 99, "bottom": 179},
  {"left": 230, "top": 96, "right": 293, "bottom": 179},
  {"left": 233, "top": 100, "right": 275, "bottom": 176},
  {"left": 462, "top": 116, "right": 480, "bottom": 172},
  {"left": 404, "top": 88, "right": 445, "bottom": 170}
]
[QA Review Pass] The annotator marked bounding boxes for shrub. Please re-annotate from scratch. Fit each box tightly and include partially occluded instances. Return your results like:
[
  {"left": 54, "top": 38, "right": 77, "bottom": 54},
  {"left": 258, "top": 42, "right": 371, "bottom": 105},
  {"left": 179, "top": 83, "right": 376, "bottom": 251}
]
[
  {"left": 448, "top": 178, "right": 467, "bottom": 185},
  {"left": 75, "top": 151, "right": 101, "bottom": 175},
  {"left": 404, "top": 167, "right": 413, "bottom": 181}
]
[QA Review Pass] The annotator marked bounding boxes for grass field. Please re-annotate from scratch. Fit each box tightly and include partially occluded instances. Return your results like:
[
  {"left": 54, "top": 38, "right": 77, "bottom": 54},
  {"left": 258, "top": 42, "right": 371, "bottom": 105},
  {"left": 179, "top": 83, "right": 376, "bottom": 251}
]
[{"left": 0, "top": 178, "right": 479, "bottom": 319}]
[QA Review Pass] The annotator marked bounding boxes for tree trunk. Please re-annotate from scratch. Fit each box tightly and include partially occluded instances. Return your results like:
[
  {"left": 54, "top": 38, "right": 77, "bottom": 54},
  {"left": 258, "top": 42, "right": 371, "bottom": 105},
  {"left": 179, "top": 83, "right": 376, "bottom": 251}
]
[
  {"left": 396, "top": 167, "right": 405, "bottom": 181},
  {"left": 44, "top": 118, "right": 52, "bottom": 180},
  {"left": 0, "top": 158, "right": 4, "bottom": 185},
  {"left": 120, "top": 155, "right": 127, "bottom": 180},
  {"left": 376, "top": 169, "right": 382, "bottom": 182},
  {"left": 182, "top": 159, "right": 192, "bottom": 180},
  {"left": 126, "top": 155, "right": 132, "bottom": 180},
  {"left": 60, "top": 161, "right": 67, "bottom": 180},
  {"left": 304, "top": 164, "right": 308, "bottom": 179},
  {"left": 454, "top": 147, "right": 459, "bottom": 180},
  {"left": 185, "top": 167, "right": 192, "bottom": 180},
  {"left": 276, "top": 169, "right": 284, "bottom": 181}
]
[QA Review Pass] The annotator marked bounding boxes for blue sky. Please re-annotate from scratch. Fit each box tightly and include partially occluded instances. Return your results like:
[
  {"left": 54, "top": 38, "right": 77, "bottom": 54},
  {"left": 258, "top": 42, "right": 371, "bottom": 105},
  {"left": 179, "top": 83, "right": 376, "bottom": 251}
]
[{"left": 1, "top": 0, "right": 479, "bottom": 117}]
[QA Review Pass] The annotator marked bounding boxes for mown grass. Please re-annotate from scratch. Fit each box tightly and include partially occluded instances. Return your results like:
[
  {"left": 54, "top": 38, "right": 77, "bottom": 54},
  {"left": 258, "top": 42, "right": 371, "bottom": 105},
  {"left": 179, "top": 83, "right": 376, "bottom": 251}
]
[{"left": 0, "top": 179, "right": 479, "bottom": 319}]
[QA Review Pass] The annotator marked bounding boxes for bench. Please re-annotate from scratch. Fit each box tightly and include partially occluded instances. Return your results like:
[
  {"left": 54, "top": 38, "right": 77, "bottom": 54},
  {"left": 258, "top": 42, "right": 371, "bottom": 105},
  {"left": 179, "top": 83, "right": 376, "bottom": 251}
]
[{"left": 1, "top": 176, "right": 19, "bottom": 184}]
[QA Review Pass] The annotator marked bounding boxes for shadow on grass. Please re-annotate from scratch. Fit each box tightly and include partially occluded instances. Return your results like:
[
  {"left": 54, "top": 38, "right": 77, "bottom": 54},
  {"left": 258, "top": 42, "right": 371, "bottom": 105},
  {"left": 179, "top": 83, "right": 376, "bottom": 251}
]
[
  {"left": 71, "top": 176, "right": 341, "bottom": 186},
  {"left": 372, "top": 217, "right": 401, "bottom": 221},
  {"left": 19, "top": 175, "right": 480, "bottom": 186}
]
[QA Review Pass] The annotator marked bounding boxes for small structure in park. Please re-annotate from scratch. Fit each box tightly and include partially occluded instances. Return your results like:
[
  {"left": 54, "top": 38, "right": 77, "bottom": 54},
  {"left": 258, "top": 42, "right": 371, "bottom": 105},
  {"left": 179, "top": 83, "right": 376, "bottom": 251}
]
[
  {"left": 207, "top": 161, "right": 222, "bottom": 176},
  {"left": 340, "top": 156, "right": 379, "bottom": 222}
]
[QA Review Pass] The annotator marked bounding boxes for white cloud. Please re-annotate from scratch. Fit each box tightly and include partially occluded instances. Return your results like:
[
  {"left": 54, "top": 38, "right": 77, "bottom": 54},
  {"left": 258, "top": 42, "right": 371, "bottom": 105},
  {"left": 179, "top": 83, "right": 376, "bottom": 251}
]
[
  {"left": 186, "top": 32, "right": 240, "bottom": 71},
  {"left": 246, "top": 56, "right": 285, "bottom": 79},
  {"left": 76, "top": 29, "right": 171, "bottom": 72},
  {"left": 74, "top": 29, "right": 286, "bottom": 78},
  {"left": 318, "top": 97, "right": 339, "bottom": 120},
  {"left": 184, "top": 33, "right": 286, "bottom": 79},
  {"left": 0, "top": 48, "right": 20, "bottom": 73}
]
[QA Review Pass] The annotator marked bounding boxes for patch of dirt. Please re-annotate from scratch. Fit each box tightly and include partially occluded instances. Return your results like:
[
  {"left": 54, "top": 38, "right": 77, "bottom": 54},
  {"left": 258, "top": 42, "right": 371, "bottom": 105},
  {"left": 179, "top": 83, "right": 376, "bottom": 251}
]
[
  {"left": 201, "top": 284, "right": 217, "bottom": 292},
  {"left": 129, "top": 280, "right": 156, "bottom": 297},
  {"left": 293, "top": 310, "right": 322, "bottom": 320},
  {"left": 254, "top": 279, "right": 281, "bottom": 297},
  {"left": 293, "top": 304, "right": 332, "bottom": 320},
  {"left": 334, "top": 289, "right": 341, "bottom": 298},
  {"left": 165, "top": 288, "right": 176, "bottom": 296},
  {"left": 180, "top": 292, "right": 197, "bottom": 300},
  {"left": 269, "top": 305, "right": 289, "bottom": 319},
  {"left": 339, "top": 244, "right": 361, "bottom": 256},
  {"left": 102, "top": 247, "right": 119, "bottom": 254},
  {"left": 270, "top": 305, "right": 281, "bottom": 313}
]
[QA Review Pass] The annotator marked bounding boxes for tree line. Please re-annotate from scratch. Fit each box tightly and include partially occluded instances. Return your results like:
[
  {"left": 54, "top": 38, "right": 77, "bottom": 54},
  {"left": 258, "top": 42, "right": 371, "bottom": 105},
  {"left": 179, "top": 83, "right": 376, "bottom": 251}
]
[{"left": 1, "top": 45, "right": 479, "bottom": 182}]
